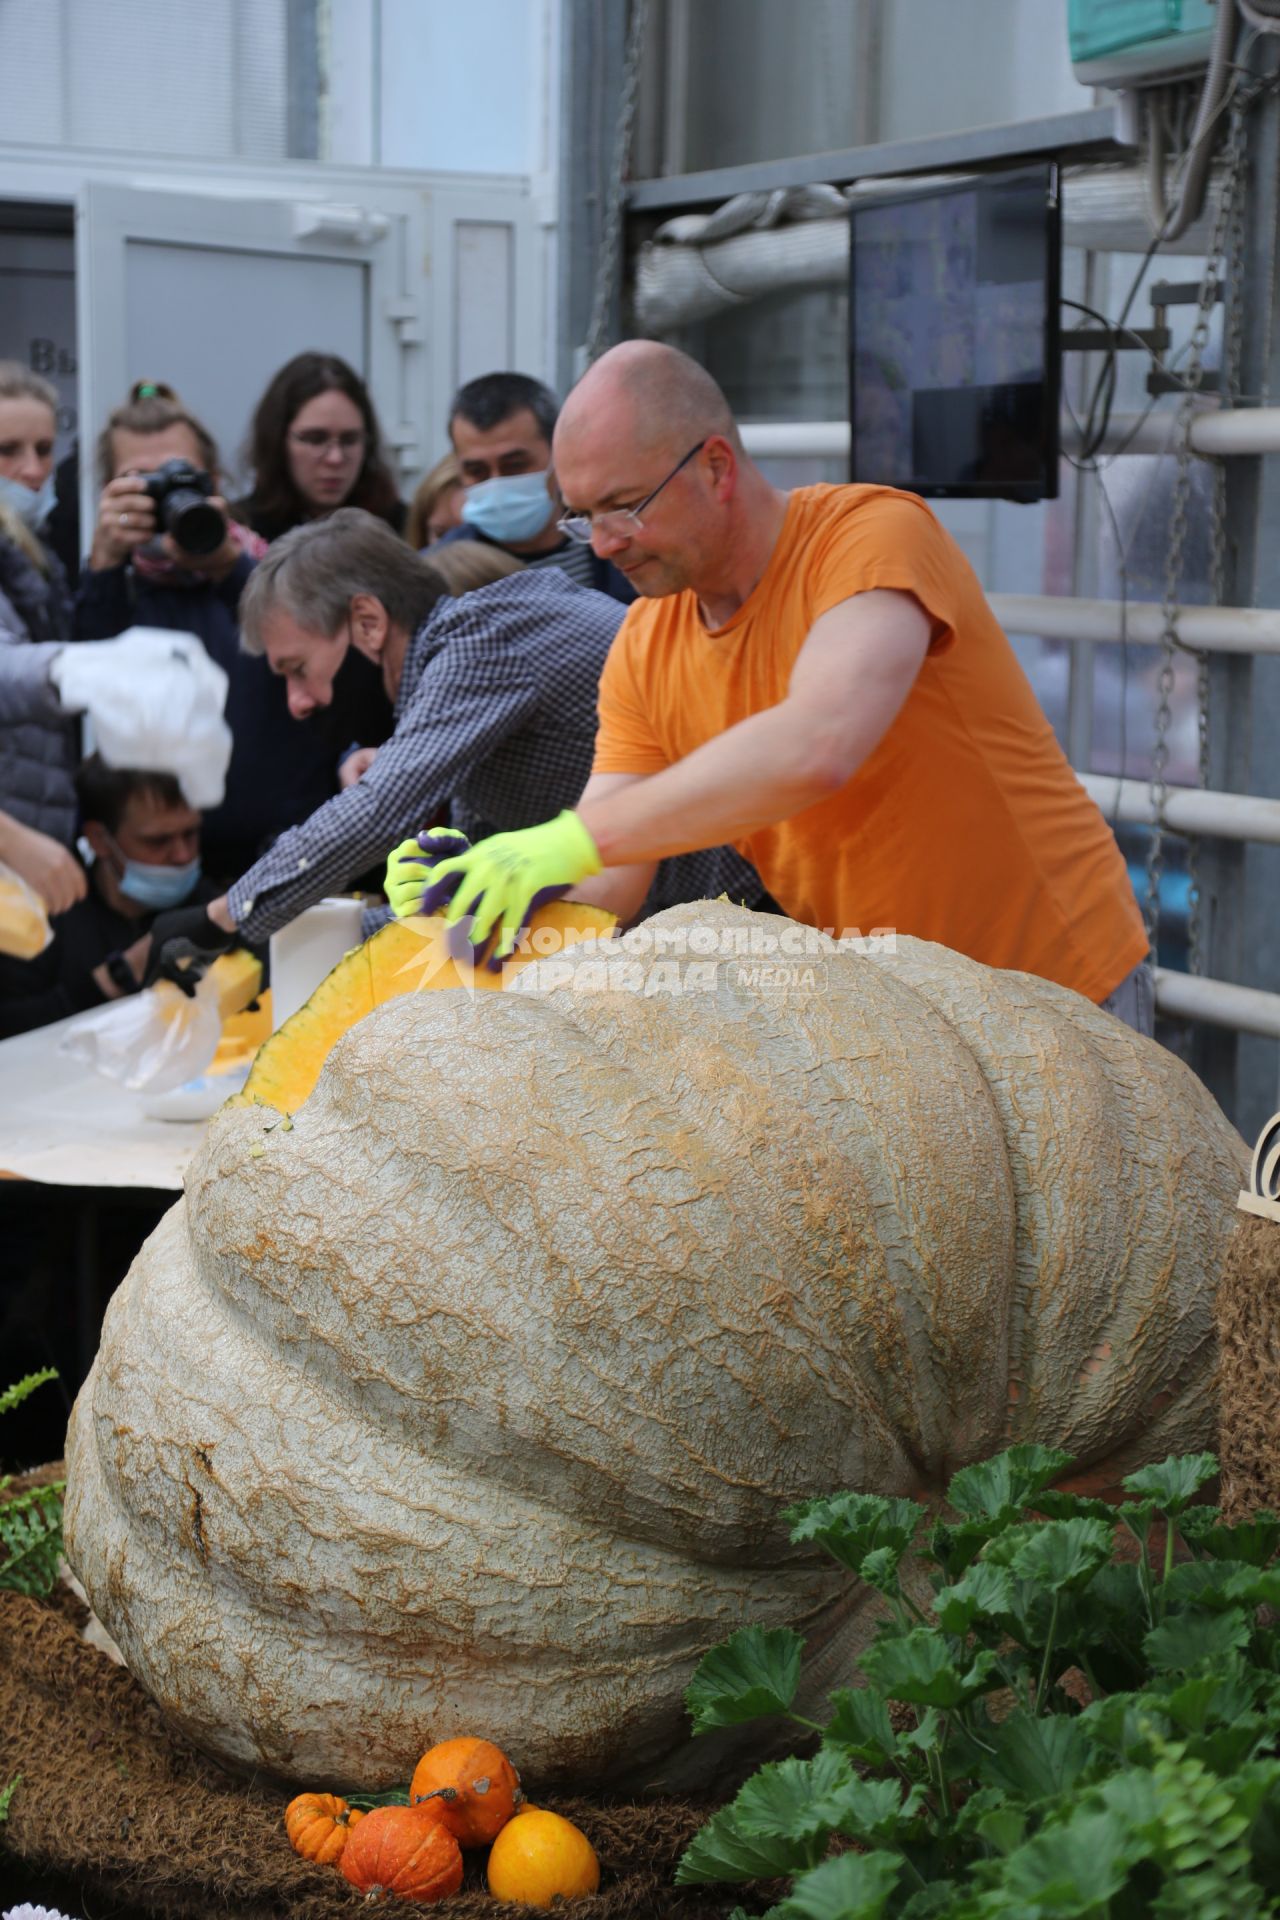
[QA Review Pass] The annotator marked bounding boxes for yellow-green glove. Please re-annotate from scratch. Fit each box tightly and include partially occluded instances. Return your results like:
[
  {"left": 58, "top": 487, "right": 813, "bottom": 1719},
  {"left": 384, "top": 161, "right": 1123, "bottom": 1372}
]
[
  {"left": 384, "top": 826, "right": 471, "bottom": 919},
  {"left": 420, "top": 811, "right": 602, "bottom": 964}
]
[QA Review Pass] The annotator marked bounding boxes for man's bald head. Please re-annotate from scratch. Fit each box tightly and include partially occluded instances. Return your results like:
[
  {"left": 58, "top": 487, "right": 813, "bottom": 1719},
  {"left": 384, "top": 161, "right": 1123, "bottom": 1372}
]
[
  {"left": 556, "top": 340, "right": 738, "bottom": 467},
  {"left": 553, "top": 341, "right": 777, "bottom": 604}
]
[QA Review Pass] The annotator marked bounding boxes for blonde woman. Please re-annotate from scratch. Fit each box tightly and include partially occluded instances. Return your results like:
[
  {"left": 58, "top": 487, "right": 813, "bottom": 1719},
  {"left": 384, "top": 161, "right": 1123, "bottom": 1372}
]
[
  {"left": 0, "top": 362, "right": 86, "bottom": 915},
  {"left": 406, "top": 451, "right": 465, "bottom": 550}
]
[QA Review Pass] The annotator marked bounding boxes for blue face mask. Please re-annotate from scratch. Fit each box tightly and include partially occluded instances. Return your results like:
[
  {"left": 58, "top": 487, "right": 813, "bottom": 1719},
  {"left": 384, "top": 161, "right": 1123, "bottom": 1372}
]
[
  {"left": 108, "top": 835, "right": 202, "bottom": 911},
  {"left": 0, "top": 471, "right": 57, "bottom": 533},
  {"left": 461, "top": 471, "right": 554, "bottom": 545}
]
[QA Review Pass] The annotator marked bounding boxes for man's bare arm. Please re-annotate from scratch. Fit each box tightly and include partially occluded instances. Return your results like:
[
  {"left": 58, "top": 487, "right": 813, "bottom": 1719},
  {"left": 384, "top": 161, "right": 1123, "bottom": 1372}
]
[
  {"left": 567, "top": 773, "right": 657, "bottom": 922},
  {"left": 578, "top": 589, "right": 932, "bottom": 865}
]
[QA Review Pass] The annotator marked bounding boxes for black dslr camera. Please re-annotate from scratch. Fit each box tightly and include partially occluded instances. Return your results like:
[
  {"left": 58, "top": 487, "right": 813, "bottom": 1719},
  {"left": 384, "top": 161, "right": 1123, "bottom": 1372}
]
[{"left": 140, "top": 458, "right": 225, "bottom": 557}]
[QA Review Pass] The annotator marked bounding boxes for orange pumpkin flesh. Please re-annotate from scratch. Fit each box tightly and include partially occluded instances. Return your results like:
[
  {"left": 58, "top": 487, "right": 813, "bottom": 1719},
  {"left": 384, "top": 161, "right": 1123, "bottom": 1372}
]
[
  {"left": 339, "top": 1803, "right": 463, "bottom": 1902},
  {"left": 283, "top": 1790, "right": 364, "bottom": 1865},
  {"left": 409, "top": 1735, "right": 522, "bottom": 1847}
]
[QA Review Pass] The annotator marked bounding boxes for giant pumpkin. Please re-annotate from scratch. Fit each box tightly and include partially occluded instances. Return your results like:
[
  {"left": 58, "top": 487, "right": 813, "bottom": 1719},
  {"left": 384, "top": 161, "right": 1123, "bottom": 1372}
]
[{"left": 63, "top": 902, "right": 1244, "bottom": 1792}]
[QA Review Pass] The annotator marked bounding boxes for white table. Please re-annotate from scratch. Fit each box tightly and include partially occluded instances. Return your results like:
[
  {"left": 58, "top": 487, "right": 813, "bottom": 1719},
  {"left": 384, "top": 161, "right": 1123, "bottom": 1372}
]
[{"left": 0, "top": 1011, "right": 207, "bottom": 1191}]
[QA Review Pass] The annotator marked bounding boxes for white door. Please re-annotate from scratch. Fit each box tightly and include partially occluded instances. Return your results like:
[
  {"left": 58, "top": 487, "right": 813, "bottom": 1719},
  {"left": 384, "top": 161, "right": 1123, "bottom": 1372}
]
[{"left": 74, "top": 180, "right": 428, "bottom": 525}]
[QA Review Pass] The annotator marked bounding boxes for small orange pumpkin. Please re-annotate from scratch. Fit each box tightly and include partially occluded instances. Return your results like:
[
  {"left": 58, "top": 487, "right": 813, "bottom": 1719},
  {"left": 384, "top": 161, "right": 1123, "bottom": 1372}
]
[
  {"left": 338, "top": 1803, "right": 463, "bottom": 1903},
  {"left": 283, "top": 1790, "right": 365, "bottom": 1865},
  {"left": 409, "top": 1735, "right": 522, "bottom": 1847}
]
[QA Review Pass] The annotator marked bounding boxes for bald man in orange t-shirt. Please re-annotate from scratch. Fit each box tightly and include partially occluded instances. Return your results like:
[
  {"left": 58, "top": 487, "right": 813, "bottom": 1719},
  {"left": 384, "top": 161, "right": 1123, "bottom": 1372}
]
[{"left": 397, "top": 342, "right": 1150, "bottom": 1026}]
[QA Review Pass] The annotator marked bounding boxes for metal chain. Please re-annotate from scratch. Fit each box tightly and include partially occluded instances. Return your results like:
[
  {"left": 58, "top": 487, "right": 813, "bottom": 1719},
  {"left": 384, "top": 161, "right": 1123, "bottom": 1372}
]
[
  {"left": 1145, "top": 89, "right": 1249, "bottom": 960},
  {"left": 584, "top": 0, "right": 649, "bottom": 367},
  {"left": 1186, "top": 103, "right": 1248, "bottom": 971}
]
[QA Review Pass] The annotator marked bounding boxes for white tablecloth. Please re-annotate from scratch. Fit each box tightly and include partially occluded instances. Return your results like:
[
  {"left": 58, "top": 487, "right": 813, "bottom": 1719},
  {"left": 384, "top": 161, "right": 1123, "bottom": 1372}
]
[{"left": 0, "top": 1012, "right": 208, "bottom": 1190}]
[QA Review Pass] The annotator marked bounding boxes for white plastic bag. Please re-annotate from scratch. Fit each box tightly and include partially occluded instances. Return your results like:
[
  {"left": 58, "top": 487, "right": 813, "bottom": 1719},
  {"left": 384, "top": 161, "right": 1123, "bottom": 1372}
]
[
  {"left": 50, "top": 628, "right": 232, "bottom": 807},
  {"left": 60, "top": 975, "right": 222, "bottom": 1094},
  {"left": 0, "top": 859, "right": 53, "bottom": 958}
]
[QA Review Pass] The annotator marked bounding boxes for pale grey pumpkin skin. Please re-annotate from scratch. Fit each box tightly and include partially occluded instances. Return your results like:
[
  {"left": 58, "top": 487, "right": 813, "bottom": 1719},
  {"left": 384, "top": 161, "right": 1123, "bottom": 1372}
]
[{"left": 64, "top": 904, "right": 1244, "bottom": 1791}]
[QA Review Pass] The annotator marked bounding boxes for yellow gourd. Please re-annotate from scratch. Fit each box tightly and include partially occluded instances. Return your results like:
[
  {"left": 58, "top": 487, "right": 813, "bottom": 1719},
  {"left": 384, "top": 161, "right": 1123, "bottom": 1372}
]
[{"left": 486, "top": 1807, "right": 600, "bottom": 1907}]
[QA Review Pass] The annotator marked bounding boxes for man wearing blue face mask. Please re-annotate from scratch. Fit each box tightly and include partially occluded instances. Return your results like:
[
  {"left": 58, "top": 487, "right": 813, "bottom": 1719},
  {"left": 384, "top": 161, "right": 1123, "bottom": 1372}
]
[
  {"left": 432, "top": 372, "right": 634, "bottom": 605},
  {"left": 0, "top": 753, "right": 216, "bottom": 1037}
]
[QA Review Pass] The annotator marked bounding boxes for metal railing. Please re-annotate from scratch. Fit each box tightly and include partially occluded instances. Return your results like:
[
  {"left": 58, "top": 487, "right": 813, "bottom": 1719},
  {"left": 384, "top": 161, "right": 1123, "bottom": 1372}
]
[{"left": 734, "top": 419, "right": 1280, "bottom": 1039}]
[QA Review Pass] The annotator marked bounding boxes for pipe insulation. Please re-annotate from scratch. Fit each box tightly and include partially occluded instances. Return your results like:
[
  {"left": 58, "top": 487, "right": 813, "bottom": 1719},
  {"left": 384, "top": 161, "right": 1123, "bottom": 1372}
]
[
  {"left": 739, "top": 405, "right": 1280, "bottom": 464},
  {"left": 1077, "top": 774, "right": 1280, "bottom": 844},
  {"left": 1153, "top": 969, "right": 1280, "bottom": 1038},
  {"left": 635, "top": 163, "right": 1227, "bottom": 334},
  {"left": 989, "top": 595, "right": 1280, "bottom": 655}
]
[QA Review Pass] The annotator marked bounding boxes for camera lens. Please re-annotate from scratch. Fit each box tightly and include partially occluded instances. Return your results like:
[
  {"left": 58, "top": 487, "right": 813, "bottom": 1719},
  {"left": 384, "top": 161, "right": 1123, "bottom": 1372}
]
[{"left": 161, "top": 490, "right": 225, "bottom": 556}]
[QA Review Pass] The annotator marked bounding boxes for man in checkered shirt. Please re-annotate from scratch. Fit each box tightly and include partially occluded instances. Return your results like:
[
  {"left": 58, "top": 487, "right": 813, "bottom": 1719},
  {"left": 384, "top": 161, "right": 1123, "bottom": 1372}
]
[{"left": 143, "top": 508, "right": 764, "bottom": 967}]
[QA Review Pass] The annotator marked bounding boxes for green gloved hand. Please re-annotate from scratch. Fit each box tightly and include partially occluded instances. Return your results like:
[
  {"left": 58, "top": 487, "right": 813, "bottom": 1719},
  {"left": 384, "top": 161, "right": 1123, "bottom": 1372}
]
[
  {"left": 384, "top": 826, "right": 472, "bottom": 919},
  {"left": 421, "top": 811, "right": 603, "bottom": 963}
]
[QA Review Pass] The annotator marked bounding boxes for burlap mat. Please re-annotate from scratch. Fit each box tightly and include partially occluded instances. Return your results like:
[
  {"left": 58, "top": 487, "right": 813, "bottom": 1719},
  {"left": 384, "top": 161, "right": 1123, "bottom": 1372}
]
[
  {"left": 0, "top": 1577, "right": 748, "bottom": 1918},
  {"left": 1217, "top": 1209, "right": 1280, "bottom": 1525}
]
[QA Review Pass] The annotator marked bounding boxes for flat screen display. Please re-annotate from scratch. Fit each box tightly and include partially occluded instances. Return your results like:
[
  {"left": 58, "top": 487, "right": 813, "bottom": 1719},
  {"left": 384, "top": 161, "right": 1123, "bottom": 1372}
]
[{"left": 849, "top": 163, "right": 1060, "bottom": 501}]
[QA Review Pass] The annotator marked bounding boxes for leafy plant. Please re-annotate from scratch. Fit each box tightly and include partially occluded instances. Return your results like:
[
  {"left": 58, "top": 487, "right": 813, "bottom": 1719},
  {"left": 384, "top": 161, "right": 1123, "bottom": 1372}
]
[
  {"left": 677, "top": 1446, "right": 1280, "bottom": 1917},
  {"left": 0, "top": 1370, "right": 64, "bottom": 1598}
]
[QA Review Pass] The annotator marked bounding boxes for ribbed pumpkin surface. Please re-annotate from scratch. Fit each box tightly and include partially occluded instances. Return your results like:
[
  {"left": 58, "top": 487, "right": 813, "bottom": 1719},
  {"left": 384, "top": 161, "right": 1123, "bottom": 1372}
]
[
  {"left": 233, "top": 904, "right": 615, "bottom": 1113},
  {"left": 63, "top": 902, "right": 1244, "bottom": 1793}
]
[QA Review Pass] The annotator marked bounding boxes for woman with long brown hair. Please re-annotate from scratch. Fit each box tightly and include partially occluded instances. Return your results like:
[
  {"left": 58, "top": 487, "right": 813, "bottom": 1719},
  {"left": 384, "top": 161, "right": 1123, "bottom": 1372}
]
[{"left": 234, "top": 352, "right": 404, "bottom": 543}]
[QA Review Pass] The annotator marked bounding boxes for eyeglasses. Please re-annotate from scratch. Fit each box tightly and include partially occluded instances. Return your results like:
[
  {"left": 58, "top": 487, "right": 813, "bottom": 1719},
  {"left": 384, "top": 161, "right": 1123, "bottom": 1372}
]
[
  {"left": 557, "top": 440, "right": 707, "bottom": 545},
  {"left": 288, "top": 428, "right": 367, "bottom": 455}
]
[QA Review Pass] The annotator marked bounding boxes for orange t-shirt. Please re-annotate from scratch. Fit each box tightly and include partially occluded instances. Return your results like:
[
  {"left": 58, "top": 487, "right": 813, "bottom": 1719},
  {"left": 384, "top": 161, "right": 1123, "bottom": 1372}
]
[{"left": 593, "top": 483, "right": 1147, "bottom": 1004}]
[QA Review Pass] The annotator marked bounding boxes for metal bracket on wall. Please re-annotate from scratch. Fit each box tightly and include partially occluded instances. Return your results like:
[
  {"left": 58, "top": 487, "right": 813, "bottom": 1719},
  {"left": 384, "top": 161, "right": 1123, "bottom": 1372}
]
[
  {"left": 1146, "top": 279, "right": 1225, "bottom": 394},
  {"left": 626, "top": 104, "right": 1137, "bottom": 213},
  {"left": 291, "top": 204, "right": 390, "bottom": 245}
]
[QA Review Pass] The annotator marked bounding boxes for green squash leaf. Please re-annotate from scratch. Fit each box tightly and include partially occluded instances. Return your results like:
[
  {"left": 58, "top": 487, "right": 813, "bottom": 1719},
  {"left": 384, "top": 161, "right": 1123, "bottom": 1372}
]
[
  {"left": 1190, "top": 1714, "right": 1279, "bottom": 1776},
  {"left": 955, "top": 1787, "right": 1027, "bottom": 1857},
  {"left": 1079, "top": 1691, "right": 1167, "bottom": 1765},
  {"left": 1031, "top": 1490, "right": 1123, "bottom": 1525},
  {"left": 973, "top": 1709, "right": 1092, "bottom": 1802},
  {"left": 828, "top": 1775, "right": 927, "bottom": 1845},
  {"left": 1158, "top": 1655, "right": 1259, "bottom": 1734},
  {"left": 933, "top": 1560, "right": 1016, "bottom": 1635},
  {"left": 859, "top": 1545, "right": 904, "bottom": 1593},
  {"left": 1006, "top": 1517, "right": 1114, "bottom": 1595},
  {"left": 993, "top": 1804, "right": 1150, "bottom": 1909},
  {"left": 1178, "top": 1508, "right": 1280, "bottom": 1567},
  {"left": 676, "top": 1802, "right": 815, "bottom": 1885},
  {"left": 733, "top": 1750, "right": 852, "bottom": 1843},
  {"left": 1122, "top": 1452, "right": 1218, "bottom": 1515},
  {"left": 927, "top": 1515, "right": 1007, "bottom": 1579},
  {"left": 1144, "top": 1607, "right": 1251, "bottom": 1673},
  {"left": 860, "top": 1630, "right": 1001, "bottom": 1708},
  {"left": 897, "top": 1887, "right": 964, "bottom": 1920},
  {"left": 823, "top": 1686, "right": 899, "bottom": 1766},
  {"left": 686, "top": 1624, "right": 804, "bottom": 1734},
  {"left": 784, "top": 1491, "right": 925, "bottom": 1570},
  {"left": 947, "top": 1445, "right": 1075, "bottom": 1520},
  {"left": 763, "top": 1850, "right": 902, "bottom": 1920}
]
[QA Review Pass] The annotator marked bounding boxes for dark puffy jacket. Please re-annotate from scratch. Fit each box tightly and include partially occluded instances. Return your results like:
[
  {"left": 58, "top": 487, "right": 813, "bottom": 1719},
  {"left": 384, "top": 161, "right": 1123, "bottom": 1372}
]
[
  {"left": 0, "top": 516, "right": 78, "bottom": 844},
  {"left": 73, "top": 556, "right": 349, "bottom": 883}
]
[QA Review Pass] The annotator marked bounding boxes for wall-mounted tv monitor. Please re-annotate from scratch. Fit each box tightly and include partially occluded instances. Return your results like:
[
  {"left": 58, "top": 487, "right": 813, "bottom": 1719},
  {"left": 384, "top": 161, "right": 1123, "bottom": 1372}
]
[{"left": 849, "top": 162, "right": 1061, "bottom": 502}]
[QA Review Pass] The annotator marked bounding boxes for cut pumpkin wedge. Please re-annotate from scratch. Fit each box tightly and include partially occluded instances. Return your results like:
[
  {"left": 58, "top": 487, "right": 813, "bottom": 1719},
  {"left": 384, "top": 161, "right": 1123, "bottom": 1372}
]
[{"left": 231, "top": 903, "right": 615, "bottom": 1115}]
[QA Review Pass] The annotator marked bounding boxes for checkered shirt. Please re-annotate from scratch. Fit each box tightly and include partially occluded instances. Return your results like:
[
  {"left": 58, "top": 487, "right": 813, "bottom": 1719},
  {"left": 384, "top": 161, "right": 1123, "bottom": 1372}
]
[{"left": 228, "top": 568, "right": 763, "bottom": 944}]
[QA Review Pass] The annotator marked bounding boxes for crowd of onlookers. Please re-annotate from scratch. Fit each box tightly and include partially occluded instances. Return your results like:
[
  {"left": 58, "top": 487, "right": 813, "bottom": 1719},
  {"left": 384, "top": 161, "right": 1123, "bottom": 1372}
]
[{"left": 0, "top": 352, "right": 719, "bottom": 1038}]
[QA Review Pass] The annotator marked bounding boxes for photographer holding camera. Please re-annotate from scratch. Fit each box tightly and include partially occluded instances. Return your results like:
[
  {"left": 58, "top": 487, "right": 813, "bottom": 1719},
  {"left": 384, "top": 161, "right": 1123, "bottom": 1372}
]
[
  {"left": 75, "top": 381, "right": 346, "bottom": 881},
  {"left": 84, "top": 382, "right": 243, "bottom": 585}
]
